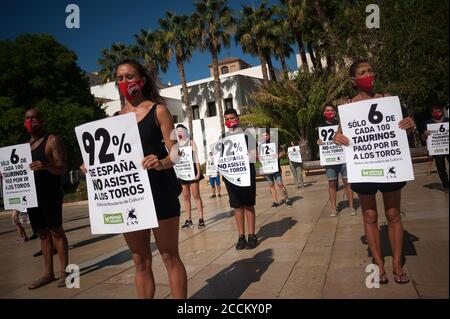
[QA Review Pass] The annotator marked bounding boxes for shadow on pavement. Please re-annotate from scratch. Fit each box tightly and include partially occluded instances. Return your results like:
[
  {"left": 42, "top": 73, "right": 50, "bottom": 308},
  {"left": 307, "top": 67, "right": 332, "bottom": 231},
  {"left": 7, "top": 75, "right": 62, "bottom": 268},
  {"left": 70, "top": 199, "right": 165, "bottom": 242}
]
[
  {"left": 256, "top": 217, "right": 298, "bottom": 244},
  {"left": 423, "top": 183, "right": 449, "bottom": 193},
  {"left": 337, "top": 198, "right": 361, "bottom": 211},
  {"left": 190, "top": 249, "right": 274, "bottom": 299},
  {"left": 70, "top": 234, "right": 119, "bottom": 250},
  {"left": 360, "top": 225, "right": 419, "bottom": 267},
  {"left": 205, "top": 210, "right": 234, "bottom": 224}
]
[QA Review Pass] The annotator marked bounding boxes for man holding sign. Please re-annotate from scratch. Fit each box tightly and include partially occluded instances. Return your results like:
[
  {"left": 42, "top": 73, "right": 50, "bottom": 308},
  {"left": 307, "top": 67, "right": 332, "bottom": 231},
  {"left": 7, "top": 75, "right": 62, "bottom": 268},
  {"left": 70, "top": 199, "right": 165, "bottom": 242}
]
[
  {"left": 288, "top": 141, "right": 304, "bottom": 190},
  {"left": 335, "top": 59, "right": 416, "bottom": 285},
  {"left": 206, "top": 151, "right": 222, "bottom": 199},
  {"left": 214, "top": 108, "right": 258, "bottom": 250},
  {"left": 423, "top": 105, "right": 449, "bottom": 189},
  {"left": 317, "top": 105, "right": 355, "bottom": 217},
  {"left": 23, "top": 108, "right": 69, "bottom": 290}
]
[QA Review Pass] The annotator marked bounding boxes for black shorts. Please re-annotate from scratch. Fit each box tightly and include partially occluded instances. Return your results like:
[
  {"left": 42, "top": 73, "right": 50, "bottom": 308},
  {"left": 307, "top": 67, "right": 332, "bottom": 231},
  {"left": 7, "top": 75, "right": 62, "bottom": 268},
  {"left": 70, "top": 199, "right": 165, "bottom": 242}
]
[
  {"left": 224, "top": 164, "right": 256, "bottom": 208},
  {"left": 148, "top": 169, "right": 182, "bottom": 221},
  {"left": 28, "top": 195, "right": 63, "bottom": 231},
  {"left": 351, "top": 182, "right": 407, "bottom": 195}
]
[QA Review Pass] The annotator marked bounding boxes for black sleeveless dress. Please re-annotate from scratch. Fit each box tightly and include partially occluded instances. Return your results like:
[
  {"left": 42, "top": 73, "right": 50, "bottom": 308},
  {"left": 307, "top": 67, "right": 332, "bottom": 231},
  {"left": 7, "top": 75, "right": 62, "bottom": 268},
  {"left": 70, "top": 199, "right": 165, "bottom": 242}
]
[
  {"left": 137, "top": 105, "right": 182, "bottom": 220},
  {"left": 27, "top": 134, "right": 64, "bottom": 230}
]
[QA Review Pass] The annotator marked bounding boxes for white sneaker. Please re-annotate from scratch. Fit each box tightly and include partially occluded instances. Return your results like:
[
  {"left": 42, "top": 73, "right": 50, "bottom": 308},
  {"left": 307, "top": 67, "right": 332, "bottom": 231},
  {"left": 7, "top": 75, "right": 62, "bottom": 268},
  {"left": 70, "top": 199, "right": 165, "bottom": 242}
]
[
  {"left": 330, "top": 209, "right": 337, "bottom": 217},
  {"left": 349, "top": 208, "right": 357, "bottom": 216}
]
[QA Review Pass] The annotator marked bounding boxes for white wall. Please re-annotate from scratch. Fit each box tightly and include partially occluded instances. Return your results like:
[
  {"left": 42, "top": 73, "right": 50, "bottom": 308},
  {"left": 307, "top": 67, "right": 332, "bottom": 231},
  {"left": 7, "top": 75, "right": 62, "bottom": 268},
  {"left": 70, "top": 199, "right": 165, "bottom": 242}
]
[{"left": 296, "top": 52, "right": 327, "bottom": 72}]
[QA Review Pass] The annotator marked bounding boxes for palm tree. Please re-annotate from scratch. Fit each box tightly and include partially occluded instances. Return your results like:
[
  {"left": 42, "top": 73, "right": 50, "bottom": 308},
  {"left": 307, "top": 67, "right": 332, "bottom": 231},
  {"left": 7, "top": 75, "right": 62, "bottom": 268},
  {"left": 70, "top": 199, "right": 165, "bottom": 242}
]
[
  {"left": 272, "top": 18, "right": 295, "bottom": 78},
  {"left": 194, "top": 0, "right": 236, "bottom": 136},
  {"left": 133, "top": 29, "right": 170, "bottom": 83},
  {"left": 159, "top": 12, "right": 196, "bottom": 137},
  {"left": 280, "top": 0, "right": 310, "bottom": 74},
  {"left": 98, "top": 43, "right": 135, "bottom": 83},
  {"left": 236, "top": 2, "right": 278, "bottom": 86}
]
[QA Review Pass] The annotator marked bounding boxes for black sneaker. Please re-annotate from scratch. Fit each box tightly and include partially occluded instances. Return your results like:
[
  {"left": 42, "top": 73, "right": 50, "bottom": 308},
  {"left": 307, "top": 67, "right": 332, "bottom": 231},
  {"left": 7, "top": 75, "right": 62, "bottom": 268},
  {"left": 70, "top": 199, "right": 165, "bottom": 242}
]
[
  {"left": 198, "top": 219, "right": 206, "bottom": 229},
  {"left": 285, "top": 199, "right": 292, "bottom": 208},
  {"left": 209, "top": 194, "right": 216, "bottom": 199},
  {"left": 272, "top": 202, "right": 278, "bottom": 208},
  {"left": 218, "top": 194, "right": 222, "bottom": 198},
  {"left": 181, "top": 220, "right": 193, "bottom": 229},
  {"left": 235, "top": 235, "right": 247, "bottom": 250},
  {"left": 246, "top": 234, "right": 258, "bottom": 249}
]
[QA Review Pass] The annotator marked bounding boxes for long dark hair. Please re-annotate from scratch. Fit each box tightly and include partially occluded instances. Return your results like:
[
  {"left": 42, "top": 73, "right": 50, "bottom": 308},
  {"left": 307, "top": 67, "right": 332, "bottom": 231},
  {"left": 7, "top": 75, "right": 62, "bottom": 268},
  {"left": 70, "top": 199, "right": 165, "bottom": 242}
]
[{"left": 116, "top": 59, "right": 165, "bottom": 104}]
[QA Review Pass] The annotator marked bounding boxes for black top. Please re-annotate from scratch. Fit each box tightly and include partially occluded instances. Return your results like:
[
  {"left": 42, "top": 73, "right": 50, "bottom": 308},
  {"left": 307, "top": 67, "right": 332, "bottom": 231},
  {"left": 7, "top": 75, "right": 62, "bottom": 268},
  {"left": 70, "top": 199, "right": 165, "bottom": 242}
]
[
  {"left": 137, "top": 105, "right": 182, "bottom": 197},
  {"left": 31, "top": 134, "right": 63, "bottom": 198},
  {"left": 320, "top": 119, "right": 340, "bottom": 127}
]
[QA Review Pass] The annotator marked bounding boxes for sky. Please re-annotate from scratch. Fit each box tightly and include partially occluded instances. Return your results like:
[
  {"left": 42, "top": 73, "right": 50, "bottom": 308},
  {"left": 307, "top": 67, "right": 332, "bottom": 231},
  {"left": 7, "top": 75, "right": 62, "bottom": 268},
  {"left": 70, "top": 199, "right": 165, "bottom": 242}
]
[{"left": 0, "top": 0, "right": 299, "bottom": 86}]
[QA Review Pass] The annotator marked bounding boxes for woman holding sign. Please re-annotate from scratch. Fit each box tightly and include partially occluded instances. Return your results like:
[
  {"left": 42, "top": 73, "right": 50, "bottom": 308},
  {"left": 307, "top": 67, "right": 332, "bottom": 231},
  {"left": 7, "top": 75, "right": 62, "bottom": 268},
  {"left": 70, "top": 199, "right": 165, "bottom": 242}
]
[
  {"left": 334, "top": 59, "right": 416, "bottom": 284},
  {"left": 317, "top": 105, "right": 355, "bottom": 217},
  {"left": 175, "top": 124, "right": 206, "bottom": 229},
  {"left": 110, "top": 60, "right": 187, "bottom": 298}
]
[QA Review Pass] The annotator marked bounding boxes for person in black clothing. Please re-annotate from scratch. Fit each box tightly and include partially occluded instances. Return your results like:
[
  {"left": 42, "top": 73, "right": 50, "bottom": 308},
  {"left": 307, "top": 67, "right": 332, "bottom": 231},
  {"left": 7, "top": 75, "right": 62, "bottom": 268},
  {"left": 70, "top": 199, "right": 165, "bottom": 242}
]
[
  {"left": 334, "top": 59, "right": 416, "bottom": 285},
  {"left": 176, "top": 124, "right": 205, "bottom": 230},
  {"left": 220, "top": 109, "right": 258, "bottom": 250},
  {"left": 82, "top": 60, "right": 187, "bottom": 299},
  {"left": 24, "top": 108, "right": 69, "bottom": 289},
  {"left": 423, "top": 105, "right": 449, "bottom": 188},
  {"left": 317, "top": 105, "right": 355, "bottom": 217}
]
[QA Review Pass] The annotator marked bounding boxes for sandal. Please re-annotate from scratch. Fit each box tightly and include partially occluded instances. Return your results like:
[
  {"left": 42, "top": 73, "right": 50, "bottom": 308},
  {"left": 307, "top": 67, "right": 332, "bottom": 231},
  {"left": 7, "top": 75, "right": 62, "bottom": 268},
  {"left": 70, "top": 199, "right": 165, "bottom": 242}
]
[
  {"left": 57, "top": 272, "right": 69, "bottom": 288},
  {"left": 28, "top": 276, "right": 56, "bottom": 290},
  {"left": 393, "top": 272, "right": 410, "bottom": 284},
  {"left": 379, "top": 272, "right": 389, "bottom": 285}
]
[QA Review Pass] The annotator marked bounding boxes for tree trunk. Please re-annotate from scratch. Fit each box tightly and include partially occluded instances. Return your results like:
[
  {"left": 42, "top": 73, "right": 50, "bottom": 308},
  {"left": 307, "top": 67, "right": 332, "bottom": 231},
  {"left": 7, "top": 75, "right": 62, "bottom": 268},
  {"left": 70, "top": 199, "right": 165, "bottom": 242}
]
[
  {"left": 257, "top": 45, "right": 269, "bottom": 86},
  {"left": 279, "top": 52, "right": 289, "bottom": 79},
  {"left": 290, "top": 23, "right": 309, "bottom": 74},
  {"left": 299, "top": 136, "right": 311, "bottom": 161},
  {"left": 176, "top": 55, "right": 193, "bottom": 138},
  {"left": 313, "top": 42, "right": 323, "bottom": 71},
  {"left": 210, "top": 44, "right": 225, "bottom": 136},
  {"left": 307, "top": 42, "right": 320, "bottom": 72},
  {"left": 266, "top": 54, "right": 277, "bottom": 82},
  {"left": 313, "top": 0, "right": 336, "bottom": 71}
]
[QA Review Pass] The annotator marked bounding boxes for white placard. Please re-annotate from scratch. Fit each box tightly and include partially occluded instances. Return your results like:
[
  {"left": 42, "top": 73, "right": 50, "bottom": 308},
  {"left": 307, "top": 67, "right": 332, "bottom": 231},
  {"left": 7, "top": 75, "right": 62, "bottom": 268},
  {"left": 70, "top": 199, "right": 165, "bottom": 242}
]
[
  {"left": 338, "top": 96, "right": 414, "bottom": 183},
  {"left": 75, "top": 113, "right": 158, "bottom": 234},
  {"left": 427, "top": 122, "right": 449, "bottom": 156},
  {"left": 206, "top": 158, "right": 217, "bottom": 177},
  {"left": 213, "top": 133, "right": 251, "bottom": 187},
  {"left": 259, "top": 143, "right": 279, "bottom": 174},
  {"left": 319, "top": 125, "right": 346, "bottom": 166},
  {"left": 0, "top": 143, "right": 38, "bottom": 210},
  {"left": 288, "top": 146, "right": 302, "bottom": 163},
  {"left": 173, "top": 146, "right": 196, "bottom": 181}
]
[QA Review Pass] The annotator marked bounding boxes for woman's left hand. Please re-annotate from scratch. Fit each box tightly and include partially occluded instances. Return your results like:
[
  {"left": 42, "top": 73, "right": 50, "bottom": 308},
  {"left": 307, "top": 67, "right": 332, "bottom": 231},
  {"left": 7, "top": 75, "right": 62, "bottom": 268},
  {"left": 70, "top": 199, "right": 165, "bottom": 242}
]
[
  {"left": 399, "top": 117, "right": 416, "bottom": 131},
  {"left": 142, "top": 155, "right": 163, "bottom": 170}
]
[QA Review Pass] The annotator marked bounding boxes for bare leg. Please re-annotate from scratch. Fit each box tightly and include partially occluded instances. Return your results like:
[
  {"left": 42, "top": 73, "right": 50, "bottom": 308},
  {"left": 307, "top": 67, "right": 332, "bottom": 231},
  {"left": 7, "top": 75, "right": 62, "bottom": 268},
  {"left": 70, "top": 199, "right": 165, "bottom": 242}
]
[
  {"left": 329, "top": 180, "right": 338, "bottom": 210},
  {"left": 234, "top": 207, "right": 245, "bottom": 236},
  {"left": 217, "top": 184, "right": 221, "bottom": 196},
  {"left": 244, "top": 206, "right": 256, "bottom": 235},
  {"left": 153, "top": 217, "right": 188, "bottom": 299},
  {"left": 39, "top": 229, "right": 55, "bottom": 278},
  {"left": 269, "top": 183, "right": 277, "bottom": 203},
  {"left": 50, "top": 227, "right": 69, "bottom": 276},
  {"left": 342, "top": 178, "right": 354, "bottom": 209},
  {"left": 382, "top": 190, "right": 406, "bottom": 277},
  {"left": 190, "top": 182, "right": 204, "bottom": 220},
  {"left": 359, "top": 194, "right": 385, "bottom": 275},
  {"left": 181, "top": 184, "right": 192, "bottom": 220},
  {"left": 123, "top": 229, "right": 154, "bottom": 299},
  {"left": 277, "top": 182, "right": 289, "bottom": 201}
]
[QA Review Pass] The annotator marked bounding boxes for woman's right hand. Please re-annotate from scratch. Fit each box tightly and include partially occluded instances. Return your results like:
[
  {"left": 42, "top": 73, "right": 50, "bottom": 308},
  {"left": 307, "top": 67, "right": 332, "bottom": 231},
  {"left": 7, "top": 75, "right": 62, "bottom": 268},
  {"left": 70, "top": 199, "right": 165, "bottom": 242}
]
[
  {"left": 316, "top": 139, "right": 324, "bottom": 146},
  {"left": 334, "top": 132, "right": 350, "bottom": 146},
  {"left": 80, "top": 163, "right": 87, "bottom": 175}
]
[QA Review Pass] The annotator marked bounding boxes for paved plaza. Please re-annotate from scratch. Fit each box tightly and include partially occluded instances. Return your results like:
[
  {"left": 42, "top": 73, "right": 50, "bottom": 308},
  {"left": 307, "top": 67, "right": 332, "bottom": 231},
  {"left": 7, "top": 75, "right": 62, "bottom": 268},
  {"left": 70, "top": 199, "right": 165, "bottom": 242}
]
[{"left": 0, "top": 162, "right": 448, "bottom": 299}]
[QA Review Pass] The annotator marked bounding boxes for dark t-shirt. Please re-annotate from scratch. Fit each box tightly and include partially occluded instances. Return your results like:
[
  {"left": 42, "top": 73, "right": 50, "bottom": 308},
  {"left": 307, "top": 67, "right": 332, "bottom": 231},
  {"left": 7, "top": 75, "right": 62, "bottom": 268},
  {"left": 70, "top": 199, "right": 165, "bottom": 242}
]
[{"left": 423, "top": 117, "right": 449, "bottom": 132}]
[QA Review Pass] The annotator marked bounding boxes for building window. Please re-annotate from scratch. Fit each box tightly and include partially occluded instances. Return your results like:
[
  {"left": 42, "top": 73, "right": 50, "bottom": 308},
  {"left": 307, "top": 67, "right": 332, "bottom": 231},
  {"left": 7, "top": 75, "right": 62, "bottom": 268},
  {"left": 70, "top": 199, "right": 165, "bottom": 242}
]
[
  {"left": 207, "top": 101, "right": 217, "bottom": 117},
  {"left": 172, "top": 115, "right": 179, "bottom": 123},
  {"left": 224, "top": 98, "right": 233, "bottom": 110},
  {"left": 221, "top": 66, "right": 229, "bottom": 74},
  {"left": 192, "top": 105, "right": 200, "bottom": 120}
]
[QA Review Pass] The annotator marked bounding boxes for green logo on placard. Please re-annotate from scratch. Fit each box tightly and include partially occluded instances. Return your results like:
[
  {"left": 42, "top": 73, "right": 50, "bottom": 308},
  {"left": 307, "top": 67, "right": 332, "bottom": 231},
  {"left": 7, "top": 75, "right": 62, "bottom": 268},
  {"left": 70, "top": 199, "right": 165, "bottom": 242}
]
[
  {"left": 361, "top": 169, "right": 384, "bottom": 177},
  {"left": 9, "top": 198, "right": 20, "bottom": 205},
  {"left": 326, "top": 158, "right": 337, "bottom": 163},
  {"left": 103, "top": 213, "right": 124, "bottom": 224}
]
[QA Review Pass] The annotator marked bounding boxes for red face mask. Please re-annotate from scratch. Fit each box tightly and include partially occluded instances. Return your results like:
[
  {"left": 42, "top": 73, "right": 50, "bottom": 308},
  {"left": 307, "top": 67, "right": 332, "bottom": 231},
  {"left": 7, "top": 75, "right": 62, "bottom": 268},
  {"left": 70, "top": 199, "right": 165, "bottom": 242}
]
[
  {"left": 118, "top": 79, "right": 145, "bottom": 101},
  {"left": 225, "top": 119, "right": 239, "bottom": 129},
  {"left": 324, "top": 111, "right": 336, "bottom": 121},
  {"left": 24, "top": 119, "right": 42, "bottom": 134},
  {"left": 355, "top": 75, "right": 375, "bottom": 92},
  {"left": 432, "top": 111, "right": 443, "bottom": 120}
]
